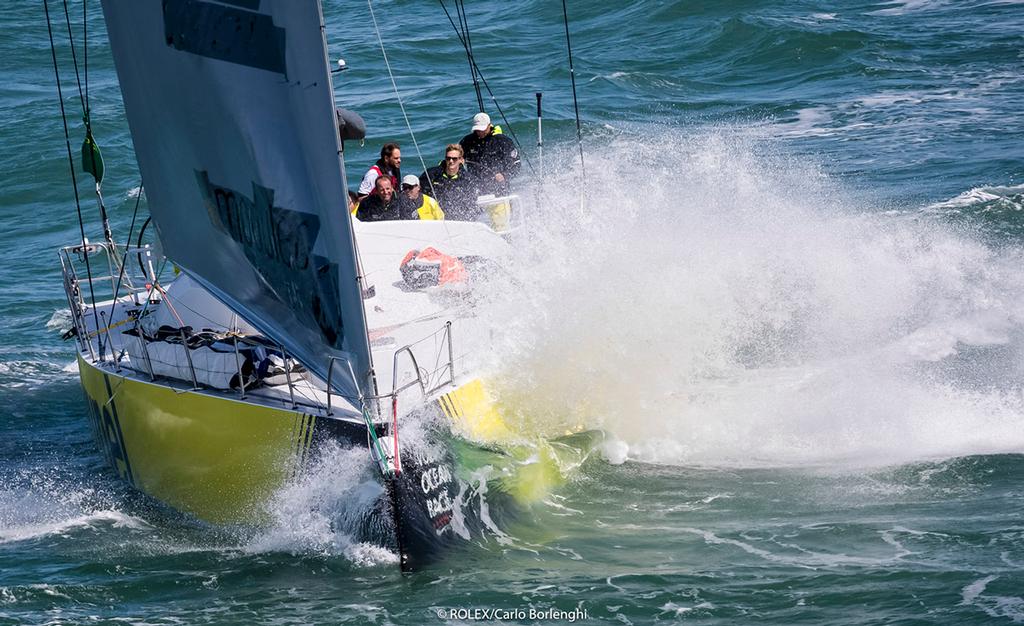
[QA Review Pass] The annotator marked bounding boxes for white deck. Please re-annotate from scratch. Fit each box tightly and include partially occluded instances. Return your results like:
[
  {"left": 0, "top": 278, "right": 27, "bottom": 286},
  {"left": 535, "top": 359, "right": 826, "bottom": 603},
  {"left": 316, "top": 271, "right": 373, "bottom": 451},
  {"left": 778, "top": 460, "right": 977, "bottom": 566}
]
[{"left": 61, "top": 219, "right": 510, "bottom": 423}]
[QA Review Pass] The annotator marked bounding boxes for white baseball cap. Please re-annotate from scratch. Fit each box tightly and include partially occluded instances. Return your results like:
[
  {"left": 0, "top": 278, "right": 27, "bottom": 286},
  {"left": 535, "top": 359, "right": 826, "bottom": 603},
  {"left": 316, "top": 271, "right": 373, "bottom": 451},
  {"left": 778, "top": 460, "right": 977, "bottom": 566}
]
[
  {"left": 471, "top": 112, "right": 491, "bottom": 131},
  {"left": 401, "top": 174, "right": 420, "bottom": 187}
]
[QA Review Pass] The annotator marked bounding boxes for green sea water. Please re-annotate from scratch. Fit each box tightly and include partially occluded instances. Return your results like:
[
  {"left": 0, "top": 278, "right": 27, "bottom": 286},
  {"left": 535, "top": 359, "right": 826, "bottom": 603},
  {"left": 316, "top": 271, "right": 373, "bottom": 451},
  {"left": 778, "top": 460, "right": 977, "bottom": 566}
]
[{"left": 2, "top": 1, "right": 1024, "bottom": 624}]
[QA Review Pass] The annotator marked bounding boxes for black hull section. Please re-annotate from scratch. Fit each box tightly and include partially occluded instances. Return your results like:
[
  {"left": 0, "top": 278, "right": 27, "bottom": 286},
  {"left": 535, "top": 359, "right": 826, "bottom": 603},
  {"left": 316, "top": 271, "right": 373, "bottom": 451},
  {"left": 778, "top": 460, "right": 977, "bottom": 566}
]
[
  {"left": 388, "top": 444, "right": 461, "bottom": 571},
  {"left": 314, "top": 413, "right": 464, "bottom": 571}
]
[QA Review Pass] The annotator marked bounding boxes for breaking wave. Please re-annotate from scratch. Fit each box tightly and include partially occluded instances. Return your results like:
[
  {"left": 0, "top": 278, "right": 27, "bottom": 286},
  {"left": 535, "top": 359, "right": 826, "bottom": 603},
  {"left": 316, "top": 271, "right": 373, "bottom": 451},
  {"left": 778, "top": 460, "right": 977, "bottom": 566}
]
[
  {"left": 243, "top": 442, "right": 400, "bottom": 567},
  {"left": 480, "top": 127, "right": 1024, "bottom": 468},
  {"left": 0, "top": 475, "right": 147, "bottom": 545}
]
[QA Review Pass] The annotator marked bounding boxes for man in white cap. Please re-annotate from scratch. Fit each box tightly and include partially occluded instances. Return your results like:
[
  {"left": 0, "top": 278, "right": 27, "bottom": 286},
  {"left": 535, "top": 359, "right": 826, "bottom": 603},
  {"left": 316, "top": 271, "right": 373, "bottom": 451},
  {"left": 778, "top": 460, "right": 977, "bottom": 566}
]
[
  {"left": 397, "top": 174, "right": 444, "bottom": 221},
  {"left": 459, "top": 112, "right": 520, "bottom": 196}
]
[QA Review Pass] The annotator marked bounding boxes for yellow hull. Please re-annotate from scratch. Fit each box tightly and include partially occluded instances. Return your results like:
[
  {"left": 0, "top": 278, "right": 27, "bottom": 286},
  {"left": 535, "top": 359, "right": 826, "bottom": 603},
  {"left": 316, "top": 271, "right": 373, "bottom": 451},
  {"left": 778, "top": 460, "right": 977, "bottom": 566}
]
[
  {"left": 78, "top": 355, "right": 316, "bottom": 523},
  {"left": 79, "top": 356, "right": 526, "bottom": 525}
]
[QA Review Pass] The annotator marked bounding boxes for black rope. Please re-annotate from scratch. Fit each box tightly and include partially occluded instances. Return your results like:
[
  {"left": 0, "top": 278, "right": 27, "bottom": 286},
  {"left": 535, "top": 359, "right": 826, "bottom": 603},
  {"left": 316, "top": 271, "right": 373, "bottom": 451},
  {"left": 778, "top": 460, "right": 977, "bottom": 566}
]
[
  {"left": 561, "top": 0, "right": 586, "bottom": 178},
  {"left": 436, "top": 0, "right": 535, "bottom": 176},
  {"left": 45, "top": 0, "right": 104, "bottom": 358},
  {"left": 83, "top": 0, "right": 89, "bottom": 114},
  {"left": 455, "top": 0, "right": 483, "bottom": 112},
  {"left": 136, "top": 216, "right": 152, "bottom": 258},
  {"left": 60, "top": 0, "right": 87, "bottom": 124},
  {"left": 62, "top": 0, "right": 113, "bottom": 249}
]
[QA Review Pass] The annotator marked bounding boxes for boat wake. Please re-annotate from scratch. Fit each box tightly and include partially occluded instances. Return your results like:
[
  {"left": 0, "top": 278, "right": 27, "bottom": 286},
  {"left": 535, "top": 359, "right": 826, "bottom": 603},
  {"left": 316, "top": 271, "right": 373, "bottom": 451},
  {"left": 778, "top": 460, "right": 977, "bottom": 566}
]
[
  {"left": 477, "top": 127, "right": 1024, "bottom": 468},
  {"left": 0, "top": 475, "right": 148, "bottom": 545}
]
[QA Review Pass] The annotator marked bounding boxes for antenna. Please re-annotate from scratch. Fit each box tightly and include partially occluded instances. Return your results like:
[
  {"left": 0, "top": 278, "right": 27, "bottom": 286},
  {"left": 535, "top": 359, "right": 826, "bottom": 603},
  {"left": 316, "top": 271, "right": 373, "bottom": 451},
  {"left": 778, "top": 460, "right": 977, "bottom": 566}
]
[{"left": 536, "top": 92, "right": 544, "bottom": 176}]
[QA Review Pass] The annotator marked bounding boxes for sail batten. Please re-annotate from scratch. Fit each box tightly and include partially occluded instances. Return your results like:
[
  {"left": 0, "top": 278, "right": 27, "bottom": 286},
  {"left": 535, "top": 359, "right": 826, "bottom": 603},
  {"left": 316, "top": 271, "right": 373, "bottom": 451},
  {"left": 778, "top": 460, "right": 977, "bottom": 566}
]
[{"left": 101, "top": 0, "right": 372, "bottom": 401}]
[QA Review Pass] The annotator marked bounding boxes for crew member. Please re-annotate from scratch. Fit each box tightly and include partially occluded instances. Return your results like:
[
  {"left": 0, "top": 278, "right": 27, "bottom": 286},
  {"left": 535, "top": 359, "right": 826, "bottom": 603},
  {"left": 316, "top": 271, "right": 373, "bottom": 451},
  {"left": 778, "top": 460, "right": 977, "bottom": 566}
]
[
  {"left": 356, "top": 176, "right": 399, "bottom": 221},
  {"left": 347, "top": 190, "right": 360, "bottom": 215},
  {"left": 419, "top": 144, "right": 480, "bottom": 220},
  {"left": 459, "top": 112, "right": 520, "bottom": 196},
  {"left": 398, "top": 174, "right": 444, "bottom": 220},
  {"left": 357, "top": 143, "right": 401, "bottom": 198}
]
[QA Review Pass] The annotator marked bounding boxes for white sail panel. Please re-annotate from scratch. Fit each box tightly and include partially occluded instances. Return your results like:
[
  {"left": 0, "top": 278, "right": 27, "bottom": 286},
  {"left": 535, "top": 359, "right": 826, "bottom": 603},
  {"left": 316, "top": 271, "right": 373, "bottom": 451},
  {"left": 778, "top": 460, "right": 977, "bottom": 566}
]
[{"left": 100, "top": 0, "right": 372, "bottom": 401}]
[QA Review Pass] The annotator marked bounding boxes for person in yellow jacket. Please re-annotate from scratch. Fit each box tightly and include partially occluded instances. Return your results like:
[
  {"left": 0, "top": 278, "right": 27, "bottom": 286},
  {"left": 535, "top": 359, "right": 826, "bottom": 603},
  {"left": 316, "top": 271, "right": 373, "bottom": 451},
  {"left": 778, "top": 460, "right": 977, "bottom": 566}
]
[{"left": 398, "top": 174, "right": 444, "bottom": 220}]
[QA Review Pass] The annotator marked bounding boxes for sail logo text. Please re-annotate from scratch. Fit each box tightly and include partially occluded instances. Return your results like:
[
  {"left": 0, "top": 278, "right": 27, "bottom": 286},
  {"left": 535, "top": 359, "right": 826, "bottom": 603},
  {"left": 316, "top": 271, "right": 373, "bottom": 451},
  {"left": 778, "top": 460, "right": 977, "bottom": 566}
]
[
  {"left": 196, "top": 171, "right": 312, "bottom": 271},
  {"left": 194, "top": 170, "right": 346, "bottom": 347}
]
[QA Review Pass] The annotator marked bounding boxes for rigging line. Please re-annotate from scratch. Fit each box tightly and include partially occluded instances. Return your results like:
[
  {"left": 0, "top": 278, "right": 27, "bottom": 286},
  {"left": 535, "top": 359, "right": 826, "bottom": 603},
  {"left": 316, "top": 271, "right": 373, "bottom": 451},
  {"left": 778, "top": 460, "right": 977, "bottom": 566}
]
[
  {"left": 100, "top": 182, "right": 144, "bottom": 358},
  {"left": 83, "top": 0, "right": 88, "bottom": 113},
  {"left": 133, "top": 256, "right": 170, "bottom": 322},
  {"left": 366, "top": 0, "right": 454, "bottom": 244},
  {"left": 46, "top": 0, "right": 104, "bottom": 360},
  {"left": 64, "top": 0, "right": 115, "bottom": 252},
  {"left": 454, "top": 0, "right": 483, "bottom": 112},
  {"left": 366, "top": 0, "right": 430, "bottom": 185},
  {"left": 454, "top": 0, "right": 473, "bottom": 106},
  {"left": 152, "top": 282, "right": 186, "bottom": 328},
  {"left": 454, "top": 0, "right": 474, "bottom": 105},
  {"left": 436, "top": 0, "right": 535, "bottom": 176},
  {"left": 60, "top": 0, "right": 87, "bottom": 123},
  {"left": 561, "top": 0, "right": 586, "bottom": 178}
]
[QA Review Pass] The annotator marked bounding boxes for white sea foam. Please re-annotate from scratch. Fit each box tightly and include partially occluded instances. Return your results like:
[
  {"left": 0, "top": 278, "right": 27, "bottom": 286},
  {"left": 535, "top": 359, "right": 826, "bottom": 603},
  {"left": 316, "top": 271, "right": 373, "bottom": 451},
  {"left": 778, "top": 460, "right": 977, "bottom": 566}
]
[
  {"left": 0, "top": 359, "right": 73, "bottom": 390},
  {"left": 477, "top": 128, "right": 1024, "bottom": 468},
  {"left": 925, "top": 184, "right": 1024, "bottom": 211},
  {"left": 600, "top": 438, "right": 629, "bottom": 465},
  {"left": 869, "top": 0, "right": 948, "bottom": 16},
  {"left": 660, "top": 601, "right": 714, "bottom": 616},
  {"left": 961, "top": 575, "right": 1024, "bottom": 623},
  {"left": 243, "top": 442, "right": 399, "bottom": 567},
  {"left": 776, "top": 107, "right": 835, "bottom": 138},
  {"left": 45, "top": 308, "right": 72, "bottom": 332},
  {"left": 0, "top": 509, "right": 147, "bottom": 544},
  {"left": 678, "top": 526, "right": 902, "bottom": 568},
  {"left": 0, "top": 484, "right": 147, "bottom": 545}
]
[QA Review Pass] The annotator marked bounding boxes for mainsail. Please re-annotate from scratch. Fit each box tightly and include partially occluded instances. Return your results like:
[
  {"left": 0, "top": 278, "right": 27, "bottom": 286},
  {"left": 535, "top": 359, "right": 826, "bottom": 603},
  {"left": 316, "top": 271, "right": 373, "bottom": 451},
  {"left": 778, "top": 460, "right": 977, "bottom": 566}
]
[{"left": 100, "top": 0, "right": 373, "bottom": 401}]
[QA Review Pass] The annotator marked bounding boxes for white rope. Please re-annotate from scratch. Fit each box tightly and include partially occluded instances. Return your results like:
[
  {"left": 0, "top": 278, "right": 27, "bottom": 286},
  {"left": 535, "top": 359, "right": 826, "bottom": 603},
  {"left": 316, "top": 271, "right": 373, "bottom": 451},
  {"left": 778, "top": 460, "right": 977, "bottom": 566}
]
[
  {"left": 366, "top": 0, "right": 459, "bottom": 269},
  {"left": 366, "top": 0, "right": 437, "bottom": 201}
]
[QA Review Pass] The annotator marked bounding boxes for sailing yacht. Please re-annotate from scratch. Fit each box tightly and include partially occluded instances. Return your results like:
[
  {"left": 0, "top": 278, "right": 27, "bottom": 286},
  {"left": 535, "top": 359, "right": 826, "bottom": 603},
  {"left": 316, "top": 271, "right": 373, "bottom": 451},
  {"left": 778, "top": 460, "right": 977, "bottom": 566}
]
[{"left": 58, "top": 1, "right": 514, "bottom": 570}]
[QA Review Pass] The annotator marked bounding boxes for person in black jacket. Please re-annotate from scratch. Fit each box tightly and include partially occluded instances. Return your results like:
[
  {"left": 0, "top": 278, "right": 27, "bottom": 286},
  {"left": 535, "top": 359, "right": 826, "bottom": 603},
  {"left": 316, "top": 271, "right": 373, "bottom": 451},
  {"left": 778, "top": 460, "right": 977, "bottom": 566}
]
[
  {"left": 459, "top": 112, "right": 520, "bottom": 196},
  {"left": 356, "top": 176, "right": 400, "bottom": 221},
  {"left": 419, "top": 144, "right": 481, "bottom": 221}
]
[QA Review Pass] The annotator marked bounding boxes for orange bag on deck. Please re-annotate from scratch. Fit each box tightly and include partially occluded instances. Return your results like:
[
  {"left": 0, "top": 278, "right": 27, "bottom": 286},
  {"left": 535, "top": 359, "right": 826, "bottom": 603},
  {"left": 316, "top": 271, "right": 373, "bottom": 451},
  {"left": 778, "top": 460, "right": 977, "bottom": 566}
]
[{"left": 399, "top": 247, "right": 468, "bottom": 289}]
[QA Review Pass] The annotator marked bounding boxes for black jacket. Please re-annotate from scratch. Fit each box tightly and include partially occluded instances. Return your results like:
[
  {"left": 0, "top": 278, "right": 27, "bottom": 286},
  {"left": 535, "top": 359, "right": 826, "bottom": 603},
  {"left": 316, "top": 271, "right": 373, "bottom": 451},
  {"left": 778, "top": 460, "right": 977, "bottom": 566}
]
[
  {"left": 394, "top": 193, "right": 425, "bottom": 220},
  {"left": 459, "top": 130, "right": 520, "bottom": 195},
  {"left": 356, "top": 192, "right": 400, "bottom": 221},
  {"left": 419, "top": 164, "right": 480, "bottom": 221}
]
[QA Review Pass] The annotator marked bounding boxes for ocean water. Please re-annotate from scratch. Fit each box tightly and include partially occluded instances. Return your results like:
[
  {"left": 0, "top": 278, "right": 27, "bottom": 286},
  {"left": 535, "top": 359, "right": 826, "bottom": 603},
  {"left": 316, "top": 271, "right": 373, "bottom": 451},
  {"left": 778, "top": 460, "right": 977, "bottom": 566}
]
[{"left": 2, "top": 0, "right": 1024, "bottom": 624}]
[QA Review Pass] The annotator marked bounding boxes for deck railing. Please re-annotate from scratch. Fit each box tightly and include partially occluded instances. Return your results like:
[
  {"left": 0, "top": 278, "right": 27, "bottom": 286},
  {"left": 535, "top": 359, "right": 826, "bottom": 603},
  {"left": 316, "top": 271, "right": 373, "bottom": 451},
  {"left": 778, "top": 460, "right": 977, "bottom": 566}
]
[
  {"left": 60, "top": 242, "right": 458, "bottom": 423},
  {"left": 326, "top": 320, "right": 455, "bottom": 421},
  {"left": 59, "top": 241, "right": 156, "bottom": 362}
]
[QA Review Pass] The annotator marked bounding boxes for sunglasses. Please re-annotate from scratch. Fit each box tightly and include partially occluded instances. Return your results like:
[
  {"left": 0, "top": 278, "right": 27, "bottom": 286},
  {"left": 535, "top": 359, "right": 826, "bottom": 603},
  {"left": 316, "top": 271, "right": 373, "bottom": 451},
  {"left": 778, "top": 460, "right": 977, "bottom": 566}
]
[{"left": 445, "top": 156, "right": 462, "bottom": 161}]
